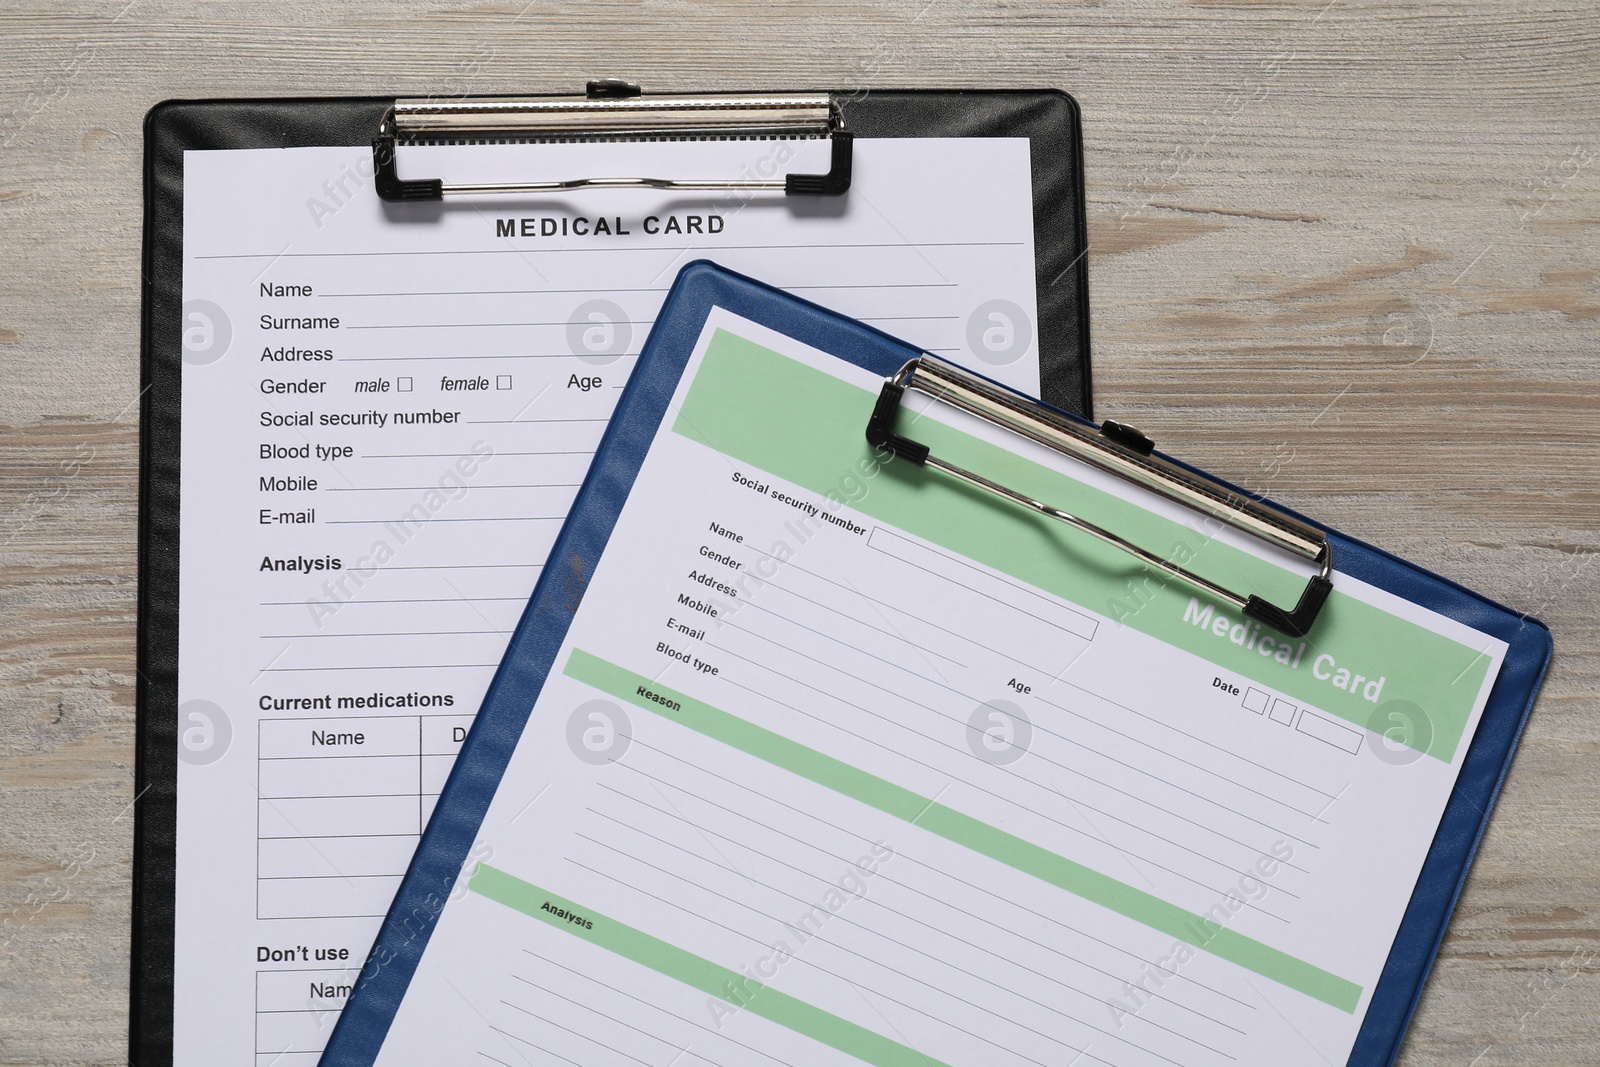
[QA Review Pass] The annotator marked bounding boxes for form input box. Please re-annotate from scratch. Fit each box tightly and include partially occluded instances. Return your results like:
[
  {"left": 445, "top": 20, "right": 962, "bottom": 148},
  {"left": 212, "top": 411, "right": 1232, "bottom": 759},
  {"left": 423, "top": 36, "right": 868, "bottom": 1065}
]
[
  {"left": 258, "top": 794, "right": 419, "bottom": 839},
  {"left": 259, "top": 834, "right": 419, "bottom": 880},
  {"left": 257, "top": 872, "right": 402, "bottom": 920},
  {"left": 258, "top": 753, "right": 419, "bottom": 800},
  {"left": 1297, "top": 709, "right": 1363, "bottom": 754}
]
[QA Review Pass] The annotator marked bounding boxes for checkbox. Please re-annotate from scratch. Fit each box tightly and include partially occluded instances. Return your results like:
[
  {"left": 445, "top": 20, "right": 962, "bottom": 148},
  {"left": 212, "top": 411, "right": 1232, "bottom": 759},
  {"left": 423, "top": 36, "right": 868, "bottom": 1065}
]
[
  {"left": 496, "top": 375, "right": 512, "bottom": 390},
  {"left": 396, "top": 376, "right": 413, "bottom": 392},
  {"left": 1242, "top": 687, "right": 1268, "bottom": 714},
  {"left": 1269, "top": 698, "right": 1297, "bottom": 726}
]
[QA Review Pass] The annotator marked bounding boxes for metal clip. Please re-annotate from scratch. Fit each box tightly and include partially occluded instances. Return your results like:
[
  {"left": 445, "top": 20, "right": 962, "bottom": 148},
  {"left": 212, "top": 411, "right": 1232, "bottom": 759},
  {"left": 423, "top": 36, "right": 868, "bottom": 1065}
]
[
  {"left": 866, "top": 356, "right": 1334, "bottom": 638},
  {"left": 372, "top": 85, "right": 852, "bottom": 202}
]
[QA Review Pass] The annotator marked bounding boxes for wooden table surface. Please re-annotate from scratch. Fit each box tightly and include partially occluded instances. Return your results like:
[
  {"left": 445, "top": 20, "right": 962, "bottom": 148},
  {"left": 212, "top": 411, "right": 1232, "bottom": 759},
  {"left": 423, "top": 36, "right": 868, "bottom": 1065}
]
[{"left": 1, "top": 1, "right": 1595, "bottom": 1063}]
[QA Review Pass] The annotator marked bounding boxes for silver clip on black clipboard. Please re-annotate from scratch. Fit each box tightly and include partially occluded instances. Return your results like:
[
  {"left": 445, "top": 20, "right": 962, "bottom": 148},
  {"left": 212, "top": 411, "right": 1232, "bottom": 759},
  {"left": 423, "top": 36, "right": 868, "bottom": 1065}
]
[
  {"left": 866, "top": 355, "right": 1334, "bottom": 638},
  {"left": 372, "top": 79, "right": 853, "bottom": 202}
]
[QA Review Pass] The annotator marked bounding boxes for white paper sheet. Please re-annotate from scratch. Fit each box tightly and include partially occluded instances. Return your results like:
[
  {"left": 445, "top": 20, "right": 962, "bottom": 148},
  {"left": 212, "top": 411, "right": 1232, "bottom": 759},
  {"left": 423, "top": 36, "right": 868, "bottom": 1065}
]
[{"left": 174, "top": 138, "right": 1041, "bottom": 1066}]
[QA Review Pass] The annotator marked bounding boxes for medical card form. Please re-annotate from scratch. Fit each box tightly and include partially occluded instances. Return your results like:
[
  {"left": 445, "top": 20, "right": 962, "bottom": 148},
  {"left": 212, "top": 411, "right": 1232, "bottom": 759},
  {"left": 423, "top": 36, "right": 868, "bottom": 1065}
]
[
  {"left": 353, "top": 307, "right": 1509, "bottom": 1067},
  {"left": 174, "top": 139, "right": 1040, "bottom": 1066}
]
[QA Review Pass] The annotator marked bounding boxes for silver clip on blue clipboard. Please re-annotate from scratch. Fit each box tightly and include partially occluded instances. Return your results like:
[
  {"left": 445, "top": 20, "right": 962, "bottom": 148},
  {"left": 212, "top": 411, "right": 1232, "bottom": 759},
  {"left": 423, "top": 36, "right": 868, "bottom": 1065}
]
[{"left": 864, "top": 354, "right": 1333, "bottom": 638}]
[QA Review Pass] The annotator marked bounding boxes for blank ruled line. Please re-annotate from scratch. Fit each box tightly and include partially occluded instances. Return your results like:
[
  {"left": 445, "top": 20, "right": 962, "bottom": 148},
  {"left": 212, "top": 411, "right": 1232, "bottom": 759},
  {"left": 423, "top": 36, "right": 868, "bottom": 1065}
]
[
  {"left": 258, "top": 873, "right": 401, "bottom": 882},
  {"left": 259, "top": 663, "right": 500, "bottom": 672},
  {"left": 259, "top": 629, "right": 513, "bottom": 639},
  {"left": 255, "top": 831, "right": 422, "bottom": 838},
  {"left": 325, "top": 516, "right": 564, "bottom": 525},
  {"left": 788, "top": 282, "right": 960, "bottom": 289},
  {"left": 374, "top": 563, "right": 543, "bottom": 571},
  {"left": 317, "top": 282, "right": 955, "bottom": 298},
  {"left": 260, "top": 751, "right": 454, "bottom": 763},
  {"left": 462, "top": 418, "right": 610, "bottom": 426},
  {"left": 260, "top": 596, "right": 525, "bottom": 606},
  {"left": 341, "top": 352, "right": 636, "bottom": 362},
  {"left": 324, "top": 483, "right": 581, "bottom": 492},
  {"left": 323, "top": 286, "right": 673, "bottom": 298},
  {"left": 347, "top": 320, "right": 654, "bottom": 330},
  {"left": 261, "top": 791, "right": 435, "bottom": 801},
  {"left": 363, "top": 450, "right": 594, "bottom": 459},
  {"left": 260, "top": 910, "right": 387, "bottom": 920}
]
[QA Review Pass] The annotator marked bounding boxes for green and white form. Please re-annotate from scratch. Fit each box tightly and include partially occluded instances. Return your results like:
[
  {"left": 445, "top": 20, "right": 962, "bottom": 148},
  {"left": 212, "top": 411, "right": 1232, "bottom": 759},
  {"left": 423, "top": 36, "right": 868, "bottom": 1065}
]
[{"left": 374, "top": 310, "right": 1507, "bottom": 1067}]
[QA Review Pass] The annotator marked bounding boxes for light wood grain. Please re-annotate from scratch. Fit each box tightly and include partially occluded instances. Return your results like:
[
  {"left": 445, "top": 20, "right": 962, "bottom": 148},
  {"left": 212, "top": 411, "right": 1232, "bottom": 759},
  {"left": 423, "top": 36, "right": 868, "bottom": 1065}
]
[{"left": 1, "top": 1, "right": 1596, "bottom": 1063}]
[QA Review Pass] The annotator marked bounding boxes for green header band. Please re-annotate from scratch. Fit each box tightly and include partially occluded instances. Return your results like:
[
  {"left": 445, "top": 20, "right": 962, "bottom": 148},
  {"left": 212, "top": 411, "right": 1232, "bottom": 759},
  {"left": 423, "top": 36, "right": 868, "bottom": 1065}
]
[
  {"left": 469, "top": 863, "right": 957, "bottom": 1067},
  {"left": 566, "top": 650, "right": 1362, "bottom": 1013},
  {"left": 670, "top": 328, "right": 1490, "bottom": 762}
]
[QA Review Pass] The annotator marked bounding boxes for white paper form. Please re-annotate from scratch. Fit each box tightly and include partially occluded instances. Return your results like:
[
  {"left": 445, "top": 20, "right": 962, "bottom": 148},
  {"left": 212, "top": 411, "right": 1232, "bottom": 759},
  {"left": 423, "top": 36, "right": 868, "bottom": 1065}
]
[
  {"left": 174, "top": 139, "right": 1040, "bottom": 1067},
  {"left": 369, "top": 309, "right": 1508, "bottom": 1067}
]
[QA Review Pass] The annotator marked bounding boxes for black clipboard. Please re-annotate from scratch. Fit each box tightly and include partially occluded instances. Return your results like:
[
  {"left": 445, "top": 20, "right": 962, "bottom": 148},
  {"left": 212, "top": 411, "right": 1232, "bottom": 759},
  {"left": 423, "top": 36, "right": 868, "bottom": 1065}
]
[{"left": 134, "top": 85, "right": 1092, "bottom": 1065}]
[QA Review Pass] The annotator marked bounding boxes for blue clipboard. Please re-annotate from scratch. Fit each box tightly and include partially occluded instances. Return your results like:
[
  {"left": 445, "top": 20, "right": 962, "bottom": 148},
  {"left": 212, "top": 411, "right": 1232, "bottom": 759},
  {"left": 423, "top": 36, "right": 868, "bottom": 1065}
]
[{"left": 322, "top": 262, "right": 1552, "bottom": 1067}]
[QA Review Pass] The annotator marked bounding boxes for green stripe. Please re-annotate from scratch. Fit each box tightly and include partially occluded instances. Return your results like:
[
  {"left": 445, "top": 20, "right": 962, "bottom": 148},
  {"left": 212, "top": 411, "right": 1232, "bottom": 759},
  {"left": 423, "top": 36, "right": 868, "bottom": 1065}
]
[
  {"left": 670, "top": 328, "right": 1491, "bottom": 762},
  {"left": 567, "top": 649, "right": 1362, "bottom": 1013},
  {"left": 469, "top": 863, "right": 955, "bottom": 1067}
]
